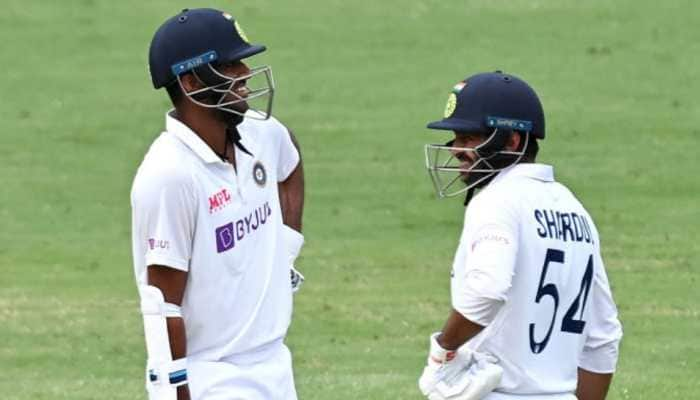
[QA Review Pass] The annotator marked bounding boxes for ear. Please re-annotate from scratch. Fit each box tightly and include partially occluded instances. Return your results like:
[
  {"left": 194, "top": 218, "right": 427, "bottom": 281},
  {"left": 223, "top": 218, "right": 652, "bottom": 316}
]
[
  {"left": 505, "top": 131, "right": 522, "bottom": 151},
  {"left": 179, "top": 73, "right": 203, "bottom": 94}
]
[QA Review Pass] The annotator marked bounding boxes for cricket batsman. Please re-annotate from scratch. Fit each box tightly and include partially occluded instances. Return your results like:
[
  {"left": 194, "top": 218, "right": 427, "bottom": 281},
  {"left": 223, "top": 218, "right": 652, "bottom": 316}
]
[
  {"left": 131, "top": 8, "right": 305, "bottom": 400},
  {"left": 418, "top": 71, "right": 623, "bottom": 400}
]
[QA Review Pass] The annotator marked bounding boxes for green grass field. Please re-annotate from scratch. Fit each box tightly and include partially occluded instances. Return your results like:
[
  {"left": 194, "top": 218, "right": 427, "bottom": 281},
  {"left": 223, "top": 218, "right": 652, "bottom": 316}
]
[{"left": 1, "top": 0, "right": 699, "bottom": 399}]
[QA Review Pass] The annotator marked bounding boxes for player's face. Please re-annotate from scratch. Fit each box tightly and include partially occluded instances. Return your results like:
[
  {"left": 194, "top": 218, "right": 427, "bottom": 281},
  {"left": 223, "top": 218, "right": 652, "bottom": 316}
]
[
  {"left": 451, "top": 132, "right": 487, "bottom": 179},
  {"left": 178, "top": 58, "right": 274, "bottom": 121},
  {"left": 217, "top": 61, "right": 252, "bottom": 113}
]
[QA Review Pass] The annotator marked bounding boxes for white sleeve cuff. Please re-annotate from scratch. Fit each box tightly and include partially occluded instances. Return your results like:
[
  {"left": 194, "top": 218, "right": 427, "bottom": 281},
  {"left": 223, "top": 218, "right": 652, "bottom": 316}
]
[
  {"left": 579, "top": 341, "right": 621, "bottom": 373},
  {"left": 453, "top": 296, "right": 504, "bottom": 327},
  {"left": 452, "top": 268, "right": 511, "bottom": 326},
  {"left": 278, "top": 150, "right": 300, "bottom": 182},
  {"left": 145, "top": 253, "right": 189, "bottom": 272}
]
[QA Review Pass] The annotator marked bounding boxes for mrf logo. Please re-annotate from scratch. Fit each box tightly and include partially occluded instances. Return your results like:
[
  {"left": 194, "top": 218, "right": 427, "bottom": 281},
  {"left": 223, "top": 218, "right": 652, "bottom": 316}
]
[{"left": 209, "top": 188, "right": 232, "bottom": 214}]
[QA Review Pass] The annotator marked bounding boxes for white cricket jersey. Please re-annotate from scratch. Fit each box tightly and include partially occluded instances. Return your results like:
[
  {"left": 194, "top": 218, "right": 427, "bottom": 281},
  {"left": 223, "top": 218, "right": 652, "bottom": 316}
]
[
  {"left": 451, "top": 164, "right": 622, "bottom": 395},
  {"left": 131, "top": 110, "right": 300, "bottom": 361}
]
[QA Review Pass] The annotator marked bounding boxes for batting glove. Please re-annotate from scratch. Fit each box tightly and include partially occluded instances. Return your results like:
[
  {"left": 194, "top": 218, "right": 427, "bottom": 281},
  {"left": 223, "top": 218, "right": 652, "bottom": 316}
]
[{"left": 419, "top": 333, "right": 503, "bottom": 400}]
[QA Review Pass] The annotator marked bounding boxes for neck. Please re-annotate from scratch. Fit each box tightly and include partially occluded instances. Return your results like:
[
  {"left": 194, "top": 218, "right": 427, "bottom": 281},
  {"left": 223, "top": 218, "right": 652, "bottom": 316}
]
[{"left": 173, "top": 105, "right": 234, "bottom": 162}]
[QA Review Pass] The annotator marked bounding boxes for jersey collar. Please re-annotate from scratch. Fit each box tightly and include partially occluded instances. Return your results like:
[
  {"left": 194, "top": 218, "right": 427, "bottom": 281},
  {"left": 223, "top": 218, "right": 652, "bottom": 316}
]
[
  {"left": 491, "top": 163, "right": 554, "bottom": 185},
  {"left": 165, "top": 110, "right": 224, "bottom": 164}
]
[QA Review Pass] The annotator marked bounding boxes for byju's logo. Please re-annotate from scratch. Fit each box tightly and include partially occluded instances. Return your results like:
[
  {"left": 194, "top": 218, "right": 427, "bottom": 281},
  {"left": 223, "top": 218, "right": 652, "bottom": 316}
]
[
  {"left": 148, "top": 238, "right": 170, "bottom": 250},
  {"left": 215, "top": 223, "right": 235, "bottom": 253},
  {"left": 214, "top": 202, "right": 272, "bottom": 253}
]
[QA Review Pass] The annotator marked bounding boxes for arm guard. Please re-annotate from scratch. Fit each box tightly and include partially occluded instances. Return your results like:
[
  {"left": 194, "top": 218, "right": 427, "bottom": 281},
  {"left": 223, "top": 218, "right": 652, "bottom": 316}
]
[{"left": 139, "top": 285, "right": 188, "bottom": 400}]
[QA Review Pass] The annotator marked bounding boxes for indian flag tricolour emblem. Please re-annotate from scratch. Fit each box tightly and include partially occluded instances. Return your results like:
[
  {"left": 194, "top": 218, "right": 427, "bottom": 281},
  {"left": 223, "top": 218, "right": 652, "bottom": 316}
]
[{"left": 452, "top": 81, "right": 467, "bottom": 94}]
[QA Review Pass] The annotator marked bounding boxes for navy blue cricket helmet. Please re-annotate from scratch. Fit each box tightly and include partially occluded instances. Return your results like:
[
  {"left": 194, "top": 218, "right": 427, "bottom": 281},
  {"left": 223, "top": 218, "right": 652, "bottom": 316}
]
[
  {"left": 148, "top": 8, "right": 266, "bottom": 89},
  {"left": 427, "top": 71, "right": 545, "bottom": 139}
]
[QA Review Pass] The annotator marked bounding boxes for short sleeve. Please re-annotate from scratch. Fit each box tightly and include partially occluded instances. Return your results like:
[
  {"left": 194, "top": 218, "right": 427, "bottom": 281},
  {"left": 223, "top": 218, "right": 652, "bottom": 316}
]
[
  {"left": 276, "top": 124, "right": 300, "bottom": 182},
  {"left": 131, "top": 169, "right": 197, "bottom": 271},
  {"left": 579, "top": 253, "right": 623, "bottom": 373},
  {"left": 451, "top": 191, "right": 519, "bottom": 326}
]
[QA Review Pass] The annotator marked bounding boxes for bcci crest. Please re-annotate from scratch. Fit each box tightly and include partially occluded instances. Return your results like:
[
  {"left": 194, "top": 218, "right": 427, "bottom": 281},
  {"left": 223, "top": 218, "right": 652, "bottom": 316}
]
[
  {"left": 444, "top": 93, "right": 457, "bottom": 118},
  {"left": 253, "top": 161, "right": 267, "bottom": 187},
  {"left": 222, "top": 12, "right": 250, "bottom": 43},
  {"left": 443, "top": 81, "right": 466, "bottom": 118},
  {"left": 234, "top": 21, "right": 250, "bottom": 43}
]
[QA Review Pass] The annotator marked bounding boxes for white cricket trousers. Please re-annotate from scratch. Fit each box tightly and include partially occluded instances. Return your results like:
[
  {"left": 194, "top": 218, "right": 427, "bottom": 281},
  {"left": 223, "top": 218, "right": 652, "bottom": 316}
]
[
  {"left": 187, "top": 340, "right": 297, "bottom": 400},
  {"left": 484, "top": 393, "right": 577, "bottom": 400}
]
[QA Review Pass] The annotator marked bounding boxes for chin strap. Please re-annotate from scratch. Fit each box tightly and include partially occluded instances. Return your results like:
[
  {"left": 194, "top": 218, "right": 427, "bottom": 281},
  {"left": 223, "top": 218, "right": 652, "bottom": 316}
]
[
  {"left": 216, "top": 121, "right": 253, "bottom": 162},
  {"left": 464, "top": 188, "right": 475, "bottom": 206},
  {"left": 226, "top": 124, "right": 252, "bottom": 156}
]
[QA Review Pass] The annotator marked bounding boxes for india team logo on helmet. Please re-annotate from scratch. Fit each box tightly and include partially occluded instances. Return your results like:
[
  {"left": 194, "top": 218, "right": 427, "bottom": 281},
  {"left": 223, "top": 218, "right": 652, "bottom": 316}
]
[
  {"left": 444, "top": 94, "right": 457, "bottom": 118},
  {"left": 253, "top": 161, "right": 267, "bottom": 187},
  {"left": 234, "top": 21, "right": 250, "bottom": 43},
  {"left": 222, "top": 12, "right": 250, "bottom": 43},
  {"left": 443, "top": 81, "right": 466, "bottom": 118}
]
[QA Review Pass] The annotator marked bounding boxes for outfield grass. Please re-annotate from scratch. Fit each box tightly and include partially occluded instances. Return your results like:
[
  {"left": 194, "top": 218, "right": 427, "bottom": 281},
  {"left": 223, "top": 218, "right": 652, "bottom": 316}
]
[{"left": 1, "top": 1, "right": 699, "bottom": 399}]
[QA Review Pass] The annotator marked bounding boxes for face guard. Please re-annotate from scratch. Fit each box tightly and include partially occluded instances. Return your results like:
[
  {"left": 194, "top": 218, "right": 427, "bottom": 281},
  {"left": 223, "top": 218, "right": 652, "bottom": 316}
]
[
  {"left": 171, "top": 51, "right": 275, "bottom": 120},
  {"left": 425, "top": 128, "right": 530, "bottom": 198}
]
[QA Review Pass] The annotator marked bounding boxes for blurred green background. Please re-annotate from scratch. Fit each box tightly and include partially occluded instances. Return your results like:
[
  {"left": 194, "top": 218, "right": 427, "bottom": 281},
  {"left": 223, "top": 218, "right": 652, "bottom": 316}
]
[{"left": 1, "top": 0, "right": 698, "bottom": 399}]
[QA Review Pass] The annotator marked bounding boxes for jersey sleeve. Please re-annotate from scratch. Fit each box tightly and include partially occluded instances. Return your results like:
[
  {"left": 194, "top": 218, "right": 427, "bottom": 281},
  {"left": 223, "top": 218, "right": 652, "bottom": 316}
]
[
  {"left": 452, "top": 191, "right": 519, "bottom": 326},
  {"left": 275, "top": 122, "right": 300, "bottom": 182},
  {"left": 131, "top": 168, "right": 197, "bottom": 272},
  {"left": 578, "top": 253, "right": 623, "bottom": 373}
]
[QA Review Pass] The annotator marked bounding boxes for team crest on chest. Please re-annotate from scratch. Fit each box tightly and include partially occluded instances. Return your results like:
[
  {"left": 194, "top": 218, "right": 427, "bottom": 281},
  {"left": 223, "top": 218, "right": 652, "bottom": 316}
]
[{"left": 252, "top": 161, "right": 267, "bottom": 187}]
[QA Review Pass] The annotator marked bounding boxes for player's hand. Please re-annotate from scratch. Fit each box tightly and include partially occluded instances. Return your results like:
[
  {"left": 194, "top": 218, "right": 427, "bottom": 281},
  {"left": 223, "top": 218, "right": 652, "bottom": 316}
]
[
  {"left": 419, "top": 332, "right": 472, "bottom": 398},
  {"left": 418, "top": 333, "right": 503, "bottom": 400}
]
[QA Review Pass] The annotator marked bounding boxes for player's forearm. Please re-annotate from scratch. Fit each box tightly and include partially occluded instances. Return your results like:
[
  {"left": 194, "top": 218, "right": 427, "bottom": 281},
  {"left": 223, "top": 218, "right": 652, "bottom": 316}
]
[
  {"left": 279, "top": 163, "right": 304, "bottom": 232},
  {"left": 576, "top": 368, "right": 612, "bottom": 400},
  {"left": 166, "top": 317, "right": 188, "bottom": 363},
  {"left": 278, "top": 129, "right": 304, "bottom": 232},
  {"left": 437, "top": 309, "right": 485, "bottom": 350}
]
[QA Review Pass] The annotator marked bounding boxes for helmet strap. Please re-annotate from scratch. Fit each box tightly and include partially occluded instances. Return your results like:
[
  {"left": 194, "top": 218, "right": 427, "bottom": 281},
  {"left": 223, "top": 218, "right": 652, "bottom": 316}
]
[
  {"left": 226, "top": 124, "right": 252, "bottom": 157},
  {"left": 474, "top": 128, "right": 510, "bottom": 159},
  {"left": 464, "top": 187, "right": 475, "bottom": 206}
]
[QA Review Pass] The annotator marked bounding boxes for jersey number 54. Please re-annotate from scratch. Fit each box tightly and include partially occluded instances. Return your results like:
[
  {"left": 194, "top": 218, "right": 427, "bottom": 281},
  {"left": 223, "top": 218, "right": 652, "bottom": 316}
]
[{"left": 529, "top": 248, "right": 594, "bottom": 354}]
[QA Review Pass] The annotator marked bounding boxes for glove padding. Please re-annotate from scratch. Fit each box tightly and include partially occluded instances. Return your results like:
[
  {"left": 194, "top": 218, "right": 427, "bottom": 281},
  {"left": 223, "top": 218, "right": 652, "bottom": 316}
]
[
  {"left": 419, "top": 333, "right": 503, "bottom": 400},
  {"left": 282, "top": 225, "right": 305, "bottom": 293},
  {"left": 290, "top": 266, "right": 305, "bottom": 293}
]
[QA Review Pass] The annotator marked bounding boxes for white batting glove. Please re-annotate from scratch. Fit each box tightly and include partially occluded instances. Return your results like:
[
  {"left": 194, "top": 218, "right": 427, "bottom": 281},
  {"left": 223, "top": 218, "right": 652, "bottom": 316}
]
[
  {"left": 282, "top": 225, "right": 305, "bottom": 293},
  {"left": 419, "top": 333, "right": 503, "bottom": 400},
  {"left": 419, "top": 333, "right": 472, "bottom": 396}
]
